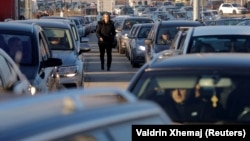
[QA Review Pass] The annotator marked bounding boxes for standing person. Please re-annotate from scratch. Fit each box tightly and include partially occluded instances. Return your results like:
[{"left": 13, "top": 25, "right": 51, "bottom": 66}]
[{"left": 96, "top": 13, "right": 116, "bottom": 71}]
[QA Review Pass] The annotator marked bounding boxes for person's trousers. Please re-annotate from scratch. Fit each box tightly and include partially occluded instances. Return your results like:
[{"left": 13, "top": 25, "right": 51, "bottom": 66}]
[{"left": 98, "top": 42, "right": 112, "bottom": 69}]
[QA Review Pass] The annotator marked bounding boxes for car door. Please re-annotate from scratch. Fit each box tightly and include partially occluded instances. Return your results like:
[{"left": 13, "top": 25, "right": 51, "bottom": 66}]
[{"left": 38, "top": 32, "right": 60, "bottom": 92}]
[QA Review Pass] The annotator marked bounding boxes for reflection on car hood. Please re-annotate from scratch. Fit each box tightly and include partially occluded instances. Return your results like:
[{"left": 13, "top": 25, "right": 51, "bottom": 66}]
[{"left": 52, "top": 50, "right": 77, "bottom": 66}]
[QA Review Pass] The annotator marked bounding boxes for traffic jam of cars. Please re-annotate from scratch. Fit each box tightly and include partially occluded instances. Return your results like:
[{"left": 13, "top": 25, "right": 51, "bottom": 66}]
[{"left": 1, "top": 0, "right": 250, "bottom": 140}]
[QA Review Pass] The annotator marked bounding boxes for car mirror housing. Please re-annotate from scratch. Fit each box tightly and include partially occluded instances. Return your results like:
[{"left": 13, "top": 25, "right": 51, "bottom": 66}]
[{"left": 44, "top": 58, "right": 62, "bottom": 67}]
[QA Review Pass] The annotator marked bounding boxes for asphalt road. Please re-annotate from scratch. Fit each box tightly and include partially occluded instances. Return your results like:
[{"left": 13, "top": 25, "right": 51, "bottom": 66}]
[{"left": 83, "top": 33, "right": 139, "bottom": 90}]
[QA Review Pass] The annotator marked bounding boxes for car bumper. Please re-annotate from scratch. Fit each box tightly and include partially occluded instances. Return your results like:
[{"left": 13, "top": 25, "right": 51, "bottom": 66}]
[
  {"left": 59, "top": 73, "right": 83, "bottom": 88},
  {"left": 237, "top": 10, "right": 248, "bottom": 14}
]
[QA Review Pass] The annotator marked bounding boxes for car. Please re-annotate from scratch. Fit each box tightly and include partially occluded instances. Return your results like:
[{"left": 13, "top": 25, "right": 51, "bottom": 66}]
[
  {"left": 205, "top": 17, "right": 245, "bottom": 26},
  {"left": 127, "top": 53, "right": 250, "bottom": 124},
  {"left": 127, "top": 23, "right": 153, "bottom": 67},
  {"left": 116, "top": 17, "right": 154, "bottom": 54},
  {"left": 167, "top": 26, "right": 250, "bottom": 58},
  {"left": 0, "top": 88, "right": 172, "bottom": 140},
  {"left": 144, "top": 20, "right": 203, "bottom": 63},
  {"left": 0, "top": 22, "right": 62, "bottom": 93},
  {"left": 218, "top": 3, "right": 248, "bottom": 15},
  {"left": 0, "top": 49, "right": 36, "bottom": 95},
  {"left": 11, "top": 20, "right": 88, "bottom": 88},
  {"left": 33, "top": 18, "right": 91, "bottom": 52}
]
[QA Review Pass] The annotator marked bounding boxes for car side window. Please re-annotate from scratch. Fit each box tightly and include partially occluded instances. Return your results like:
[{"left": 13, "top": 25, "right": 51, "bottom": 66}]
[
  {"left": 39, "top": 40, "right": 47, "bottom": 61},
  {"left": 178, "top": 32, "right": 187, "bottom": 50}
]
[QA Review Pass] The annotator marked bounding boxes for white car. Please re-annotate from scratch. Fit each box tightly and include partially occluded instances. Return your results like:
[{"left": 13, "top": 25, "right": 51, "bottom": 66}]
[{"left": 218, "top": 3, "right": 248, "bottom": 15}]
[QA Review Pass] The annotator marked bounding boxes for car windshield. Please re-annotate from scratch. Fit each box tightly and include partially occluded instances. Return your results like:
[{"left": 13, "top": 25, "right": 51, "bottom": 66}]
[
  {"left": 138, "top": 26, "right": 152, "bottom": 38},
  {"left": 156, "top": 27, "right": 179, "bottom": 44},
  {"left": 131, "top": 71, "right": 250, "bottom": 123},
  {"left": 44, "top": 28, "right": 74, "bottom": 50},
  {"left": 188, "top": 35, "right": 250, "bottom": 53},
  {"left": 0, "top": 34, "right": 32, "bottom": 65}
]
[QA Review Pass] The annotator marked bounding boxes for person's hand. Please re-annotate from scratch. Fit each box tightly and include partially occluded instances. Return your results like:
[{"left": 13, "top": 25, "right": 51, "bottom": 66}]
[{"left": 100, "top": 37, "right": 103, "bottom": 42}]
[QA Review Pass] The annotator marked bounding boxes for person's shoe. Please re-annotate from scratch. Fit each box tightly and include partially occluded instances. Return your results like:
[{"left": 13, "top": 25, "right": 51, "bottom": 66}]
[{"left": 107, "top": 68, "right": 110, "bottom": 71}]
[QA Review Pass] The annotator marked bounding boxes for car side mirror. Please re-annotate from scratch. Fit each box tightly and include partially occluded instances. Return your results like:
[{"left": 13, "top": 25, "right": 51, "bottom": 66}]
[
  {"left": 144, "top": 39, "right": 152, "bottom": 45},
  {"left": 44, "top": 58, "right": 62, "bottom": 67}
]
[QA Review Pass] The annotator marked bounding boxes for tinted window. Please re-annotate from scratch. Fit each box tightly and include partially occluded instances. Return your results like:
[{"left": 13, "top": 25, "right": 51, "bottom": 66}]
[
  {"left": 131, "top": 71, "right": 250, "bottom": 123},
  {"left": 0, "top": 34, "right": 32, "bottom": 65},
  {"left": 188, "top": 35, "right": 250, "bottom": 53}
]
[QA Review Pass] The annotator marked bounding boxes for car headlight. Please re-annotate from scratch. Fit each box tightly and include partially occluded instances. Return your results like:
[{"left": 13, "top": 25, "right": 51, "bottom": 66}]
[
  {"left": 58, "top": 66, "right": 78, "bottom": 77},
  {"left": 138, "top": 45, "right": 146, "bottom": 51}
]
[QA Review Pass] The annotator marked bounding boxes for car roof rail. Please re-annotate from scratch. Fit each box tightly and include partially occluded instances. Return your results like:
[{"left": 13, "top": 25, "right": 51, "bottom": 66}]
[
  {"left": 176, "top": 26, "right": 191, "bottom": 31},
  {"left": 0, "top": 88, "right": 138, "bottom": 128}
]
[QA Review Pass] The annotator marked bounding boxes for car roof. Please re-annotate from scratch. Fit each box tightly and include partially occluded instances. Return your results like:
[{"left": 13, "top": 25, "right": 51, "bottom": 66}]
[
  {"left": 124, "top": 17, "right": 153, "bottom": 20},
  {"left": 158, "top": 20, "right": 203, "bottom": 26},
  {"left": 133, "top": 23, "right": 154, "bottom": 27},
  {"left": 149, "top": 53, "right": 250, "bottom": 70},
  {"left": 191, "top": 26, "right": 250, "bottom": 36},
  {"left": 0, "top": 22, "right": 38, "bottom": 33},
  {"left": 0, "top": 88, "right": 171, "bottom": 140},
  {"left": 9, "top": 19, "right": 70, "bottom": 28}
]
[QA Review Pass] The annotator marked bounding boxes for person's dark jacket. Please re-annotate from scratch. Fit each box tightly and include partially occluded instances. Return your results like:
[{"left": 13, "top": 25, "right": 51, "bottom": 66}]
[{"left": 96, "top": 20, "right": 116, "bottom": 44}]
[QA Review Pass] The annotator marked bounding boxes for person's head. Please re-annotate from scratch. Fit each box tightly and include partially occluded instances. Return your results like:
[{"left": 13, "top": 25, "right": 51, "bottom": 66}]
[
  {"left": 171, "top": 89, "right": 188, "bottom": 104},
  {"left": 162, "top": 31, "right": 170, "bottom": 41},
  {"left": 8, "top": 37, "right": 23, "bottom": 60},
  {"left": 50, "top": 37, "right": 60, "bottom": 45},
  {"left": 102, "top": 13, "right": 110, "bottom": 23}
]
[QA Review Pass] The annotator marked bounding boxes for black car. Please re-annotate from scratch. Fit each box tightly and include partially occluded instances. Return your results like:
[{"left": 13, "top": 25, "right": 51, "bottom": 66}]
[
  {"left": 127, "top": 23, "right": 153, "bottom": 67},
  {"left": 127, "top": 53, "right": 250, "bottom": 124},
  {"left": 0, "top": 23, "right": 62, "bottom": 93},
  {"left": 116, "top": 17, "right": 154, "bottom": 54},
  {"left": 144, "top": 20, "right": 203, "bottom": 63}
]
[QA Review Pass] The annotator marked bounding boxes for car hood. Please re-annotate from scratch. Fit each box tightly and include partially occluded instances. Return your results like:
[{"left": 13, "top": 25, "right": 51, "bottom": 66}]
[{"left": 52, "top": 50, "right": 77, "bottom": 66}]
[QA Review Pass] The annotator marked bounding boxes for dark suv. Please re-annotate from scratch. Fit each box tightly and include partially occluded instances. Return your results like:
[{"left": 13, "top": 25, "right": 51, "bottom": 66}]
[
  {"left": 0, "top": 23, "right": 62, "bottom": 93},
  {"left": 144, "top": 20, "right": 203, "bottom": 63}
]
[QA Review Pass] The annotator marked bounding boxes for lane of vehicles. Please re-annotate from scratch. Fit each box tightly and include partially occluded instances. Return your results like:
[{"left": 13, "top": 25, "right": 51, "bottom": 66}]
[{"left": 10, "top": 19, "right": 90, "bottom": 88}]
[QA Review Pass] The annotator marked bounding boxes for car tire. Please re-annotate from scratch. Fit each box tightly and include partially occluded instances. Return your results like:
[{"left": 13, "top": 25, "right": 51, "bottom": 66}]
[{"left": 130, "top": 52, "right": 138, "bottom": 68}]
